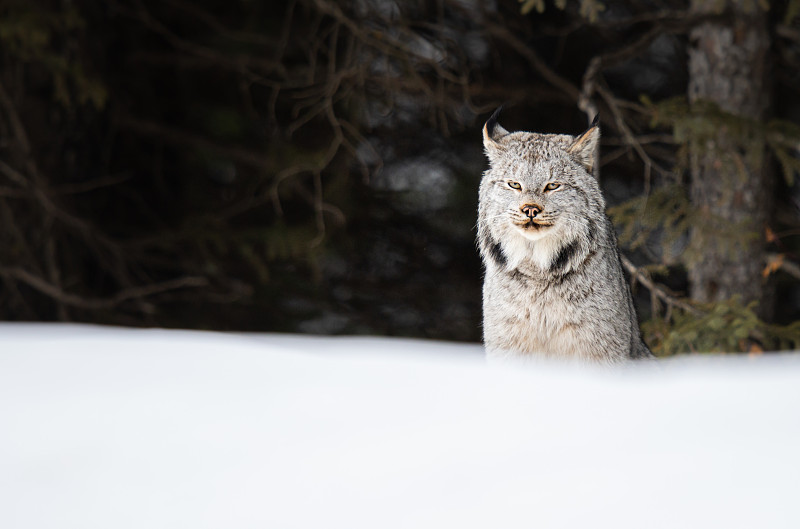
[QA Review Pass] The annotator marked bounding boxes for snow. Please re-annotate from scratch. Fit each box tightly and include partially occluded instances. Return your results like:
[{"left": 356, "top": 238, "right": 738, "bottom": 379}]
[{"left": 1, "top": 323, "right": 799, "bottom": 529}]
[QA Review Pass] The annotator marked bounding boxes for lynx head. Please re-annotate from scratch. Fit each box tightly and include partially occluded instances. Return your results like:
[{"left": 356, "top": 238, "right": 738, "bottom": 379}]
[{"left": 479, "top": 108, "right": 604, "bottom": 272}]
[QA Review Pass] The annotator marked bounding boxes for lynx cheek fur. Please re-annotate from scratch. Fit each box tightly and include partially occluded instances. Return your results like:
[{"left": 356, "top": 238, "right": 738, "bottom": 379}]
[{"left": 477, "top": 109, "right": 652, "bottom": 364}]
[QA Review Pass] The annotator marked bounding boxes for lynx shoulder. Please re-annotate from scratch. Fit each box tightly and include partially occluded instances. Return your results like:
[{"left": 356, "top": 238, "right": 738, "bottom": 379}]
[{"left": 477, "top": 108, "right": 652, "bottom": 364}]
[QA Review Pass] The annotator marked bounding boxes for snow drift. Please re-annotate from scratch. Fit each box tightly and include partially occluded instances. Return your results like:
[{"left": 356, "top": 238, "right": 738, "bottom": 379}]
[{"left": 1, "top": 323, "right": 798, "bottom": 529}]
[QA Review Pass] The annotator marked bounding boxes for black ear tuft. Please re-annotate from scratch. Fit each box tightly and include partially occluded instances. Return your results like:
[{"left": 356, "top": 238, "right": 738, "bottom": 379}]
[
  {"left": 485, "top": 106, "right": 504, "bottom": 138},
  {"left": 591, "top": 114, "right": 599, "bottom": 128}
]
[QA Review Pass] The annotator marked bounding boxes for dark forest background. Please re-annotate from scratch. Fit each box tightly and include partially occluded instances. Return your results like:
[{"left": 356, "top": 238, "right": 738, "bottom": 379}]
[{"left": 3, "top": 0, "right": 800, "bottom": 354}]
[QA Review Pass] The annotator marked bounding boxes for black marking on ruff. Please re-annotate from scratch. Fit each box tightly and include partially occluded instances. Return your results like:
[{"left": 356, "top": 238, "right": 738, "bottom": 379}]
[
  {"left": 551, "top": 239, "right": 580, "bottom": 274},
  {"left": 487, "top": 239, "right": 506, "bottom": 267}
]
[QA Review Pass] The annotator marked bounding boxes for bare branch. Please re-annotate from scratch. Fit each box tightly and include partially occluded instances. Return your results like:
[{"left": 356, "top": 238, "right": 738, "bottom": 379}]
[
  {"left": 482, "top": 20, "right": 581, "bottom": 103},
  {"left": 117, "top": 116, "right": 278, "bottom": 172},
  {"left": 0, "top": 266, "right": 209, "bottom": 311},
  {"left": 620, "top": 255, "right": 702, "bottom": 316},
  {"left": 0, "top": 160, "right": 27, "bottom": 187}
]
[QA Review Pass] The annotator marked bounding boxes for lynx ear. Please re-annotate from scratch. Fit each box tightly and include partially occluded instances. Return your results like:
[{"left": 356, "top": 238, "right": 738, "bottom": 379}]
[
  {"left": 483, "top": 106, "right": 509, "bottom": 161},
  {"left": 567, "top": 115, "right": 600, "bottom": 173}
]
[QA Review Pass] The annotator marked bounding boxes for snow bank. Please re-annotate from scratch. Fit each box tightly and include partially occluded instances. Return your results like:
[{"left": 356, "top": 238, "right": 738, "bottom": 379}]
[{"left": 1, "top": 323, "right": 799, "bottom": 529}]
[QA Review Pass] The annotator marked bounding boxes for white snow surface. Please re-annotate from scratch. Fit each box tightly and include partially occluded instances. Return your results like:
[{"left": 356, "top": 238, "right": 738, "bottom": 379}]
[{"left": 1, "top": 323, "right": 799, "bottom": 529}]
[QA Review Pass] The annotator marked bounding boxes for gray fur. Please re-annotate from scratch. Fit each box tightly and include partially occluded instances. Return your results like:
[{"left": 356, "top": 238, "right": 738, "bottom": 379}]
[{"left": 477, "top": 112, "right": 652, "bottom": 364}]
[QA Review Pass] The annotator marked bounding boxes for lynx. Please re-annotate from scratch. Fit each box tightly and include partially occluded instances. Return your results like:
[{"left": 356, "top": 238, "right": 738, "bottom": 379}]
[{"left": 477, "top": 108, "right": 652, "bottom": 364}]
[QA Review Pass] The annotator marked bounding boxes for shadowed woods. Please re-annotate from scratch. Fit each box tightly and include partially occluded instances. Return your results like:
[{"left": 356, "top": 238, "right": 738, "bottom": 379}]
[{"left": 1, "top": 0, "right": 800, "bottom": 353}]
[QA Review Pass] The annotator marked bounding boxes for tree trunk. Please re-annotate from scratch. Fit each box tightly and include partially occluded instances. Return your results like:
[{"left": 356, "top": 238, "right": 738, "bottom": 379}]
[{"left": 687, "top": 1, "right": 772, "bottom": 316}]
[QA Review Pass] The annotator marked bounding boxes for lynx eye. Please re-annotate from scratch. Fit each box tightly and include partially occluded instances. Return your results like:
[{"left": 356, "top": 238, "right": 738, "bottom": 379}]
[
  {"left": 544, "top": 182, "right": 561, "bottom": 191},
  {"left": 507, "top": 181, "right": 522, "bottom": 190}
]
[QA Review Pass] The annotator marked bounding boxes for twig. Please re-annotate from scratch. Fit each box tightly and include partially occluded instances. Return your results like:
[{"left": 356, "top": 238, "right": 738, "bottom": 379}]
[
  {"left": 482, "top": 20, "right": 581, "bottom": 103},
  {"left": 620, "top": 255, "right": 702, "bottom": 316},
  {"left": 54, "top": 173, "right": 132, "bottom": 195},
  {"left": 0, "top": 158, "right": 28, "bottom": 187},
  {"left": 0, "top": 267, "right": 209, "bottom": 311},
  {"left": 118, "top": 1, "right": 286, "bottom": 79},
  {"left": 596, "top": 84, "right": 673, "bottom": 178},
  {"left": 117, "top": 116, "right": 278, "bottom": 171}
]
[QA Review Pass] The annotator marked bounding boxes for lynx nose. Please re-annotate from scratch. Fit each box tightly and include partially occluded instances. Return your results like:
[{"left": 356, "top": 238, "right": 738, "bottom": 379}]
[{"left": 521, "top": 204, "right": 542, "bottom": 219}]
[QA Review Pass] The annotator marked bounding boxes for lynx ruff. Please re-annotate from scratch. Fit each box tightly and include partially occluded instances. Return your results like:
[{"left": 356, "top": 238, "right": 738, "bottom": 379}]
[{"left": 477, "top": 108, "right": 652, "bottom": 364}]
